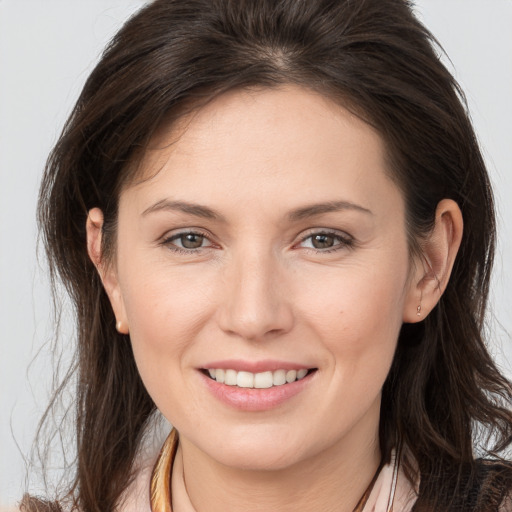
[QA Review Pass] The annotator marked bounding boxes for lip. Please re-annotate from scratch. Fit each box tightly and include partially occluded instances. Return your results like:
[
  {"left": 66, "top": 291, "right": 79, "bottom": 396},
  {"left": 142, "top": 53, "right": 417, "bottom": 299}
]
[
  {"left": 203, "top": 359, "right": 312, "bottom": 373},
  {"left": 199, "top": 364, "right": 316, "bottom": 412}
]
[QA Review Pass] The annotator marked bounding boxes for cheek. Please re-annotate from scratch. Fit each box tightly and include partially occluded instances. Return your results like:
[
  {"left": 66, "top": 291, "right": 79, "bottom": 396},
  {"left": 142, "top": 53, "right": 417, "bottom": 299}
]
[
  {"left": 295, "top": 253, "right": 409, "bottom": 412},
  {"left": 296, "top": 262, "right": 407, "bottom": 421},
  {"left": 298, "top": 260, "right": 407, "bottom": 348},
  {"left": 118, "top": 258, "right": 218, "bottom": 385}
]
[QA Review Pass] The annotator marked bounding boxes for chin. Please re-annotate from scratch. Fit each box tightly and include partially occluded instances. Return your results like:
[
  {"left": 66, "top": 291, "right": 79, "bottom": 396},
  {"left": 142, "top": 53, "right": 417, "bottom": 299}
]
[
  {"left": 197, "top": 425, "right": 311, "bottom": 471},
  {"left": 214, "top": 443, "right": 305, "bottom": 472}
]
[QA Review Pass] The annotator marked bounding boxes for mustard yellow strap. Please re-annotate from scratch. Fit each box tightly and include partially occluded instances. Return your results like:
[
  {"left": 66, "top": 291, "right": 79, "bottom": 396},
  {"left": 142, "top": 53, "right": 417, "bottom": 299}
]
[{"left": 150, "top": 429, "right": 179, "bottom": 512}]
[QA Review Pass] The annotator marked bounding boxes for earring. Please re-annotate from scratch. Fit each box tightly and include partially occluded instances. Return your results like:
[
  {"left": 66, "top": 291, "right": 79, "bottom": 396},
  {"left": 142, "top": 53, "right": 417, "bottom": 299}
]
[
  {"left": 116, "top": 320, "right": 128, "bottom": 334},
  {"left": 416, "top": 290, "right": 423, "bottom": 317}
]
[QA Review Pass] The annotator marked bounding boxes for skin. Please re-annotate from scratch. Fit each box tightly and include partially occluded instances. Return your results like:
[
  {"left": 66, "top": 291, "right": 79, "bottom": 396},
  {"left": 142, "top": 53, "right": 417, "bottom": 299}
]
[{"left": 87, "top": 85, "right": 463, "bottom": 512}]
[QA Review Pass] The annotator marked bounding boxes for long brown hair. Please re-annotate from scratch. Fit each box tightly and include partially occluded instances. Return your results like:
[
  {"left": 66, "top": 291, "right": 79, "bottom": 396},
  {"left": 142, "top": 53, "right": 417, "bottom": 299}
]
[{"left": 26, "top": 0, "right": 512, "bottom": 510}]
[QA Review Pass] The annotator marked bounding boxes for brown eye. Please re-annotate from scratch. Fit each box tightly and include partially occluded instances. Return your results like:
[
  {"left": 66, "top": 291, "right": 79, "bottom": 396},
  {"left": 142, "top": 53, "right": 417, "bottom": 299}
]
[
  {"left": 163, "top": 229, "right": 216, "bottom": 254},
  {"left": 311, "top": 234, "right": 335, "bottom": 249},
  {"left": 298, "top": 231, "right": 353, "bottom": 252},
  {"left": 179, "top": 233, "right": 205, "bottom": 249}
]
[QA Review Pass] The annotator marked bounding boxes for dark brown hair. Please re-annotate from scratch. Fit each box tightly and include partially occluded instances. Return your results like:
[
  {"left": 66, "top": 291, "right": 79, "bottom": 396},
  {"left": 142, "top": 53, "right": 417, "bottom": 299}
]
[{"left": 26, "top": 0, "right": 512, "bottom": 510}]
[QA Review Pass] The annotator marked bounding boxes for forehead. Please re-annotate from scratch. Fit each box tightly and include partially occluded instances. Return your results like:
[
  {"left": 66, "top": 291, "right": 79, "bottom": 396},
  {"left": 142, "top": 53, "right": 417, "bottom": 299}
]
[{"left": 122, "top": 85, "right": 402, "bottom": 219}]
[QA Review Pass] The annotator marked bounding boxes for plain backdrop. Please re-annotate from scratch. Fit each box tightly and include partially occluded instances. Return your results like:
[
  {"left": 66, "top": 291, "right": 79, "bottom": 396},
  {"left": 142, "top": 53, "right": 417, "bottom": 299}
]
[{"left": 1, "top": 0, "right": 511, "bottom": 507}]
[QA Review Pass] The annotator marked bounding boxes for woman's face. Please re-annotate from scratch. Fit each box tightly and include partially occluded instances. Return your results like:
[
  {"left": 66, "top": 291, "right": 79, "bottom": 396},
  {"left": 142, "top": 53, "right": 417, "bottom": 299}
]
[{"left": 101, "top": 86, "right": 420, "bottom": 470}]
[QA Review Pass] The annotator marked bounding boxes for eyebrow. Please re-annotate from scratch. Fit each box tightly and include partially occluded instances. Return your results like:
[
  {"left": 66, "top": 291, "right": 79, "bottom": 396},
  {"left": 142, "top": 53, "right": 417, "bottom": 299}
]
[
  {"left": 142, "top": 199, "right": 372, "bottom": 222},
  {"left": 287, "top": 201, "right": 373, "bottom": 221},
  {"left": 142, "top": 199, "right": 226, "bottom": 221}
]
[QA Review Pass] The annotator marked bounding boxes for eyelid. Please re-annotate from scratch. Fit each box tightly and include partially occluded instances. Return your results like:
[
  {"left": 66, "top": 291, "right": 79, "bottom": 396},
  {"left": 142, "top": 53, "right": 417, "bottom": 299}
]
[
  {"left": 160, "top": 228, "right": 217, "bottom": 253},
  {"left": 158, "top": 227, "right": 355, "bottom": 254},
  {"left": 294, "top": 228, "right": 355, "bottom": 252}
]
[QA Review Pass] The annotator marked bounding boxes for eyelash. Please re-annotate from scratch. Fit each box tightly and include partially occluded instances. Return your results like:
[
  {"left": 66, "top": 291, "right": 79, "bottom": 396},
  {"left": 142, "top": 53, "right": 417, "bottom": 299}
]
[
  {"left": 296, "top": 230, "right": 355, "bottom": 253},
  {"left": 160, "top": 229, "right": 355, "bottom": 255},
  {"left": 160, "top": 229, "right": 214, "bottom": 255}
]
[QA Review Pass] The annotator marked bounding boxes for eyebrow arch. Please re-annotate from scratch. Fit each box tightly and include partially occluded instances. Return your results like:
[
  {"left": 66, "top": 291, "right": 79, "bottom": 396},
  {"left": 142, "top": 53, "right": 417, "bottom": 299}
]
[
  {"left": 142, "top": 199, "right": 372, "bottom": 222},
  {"left": 142, "top": 199, "right": 226, "bottom": 222},
  {"left": 287, "top": 201, "right": 373, "bottom": 221}
]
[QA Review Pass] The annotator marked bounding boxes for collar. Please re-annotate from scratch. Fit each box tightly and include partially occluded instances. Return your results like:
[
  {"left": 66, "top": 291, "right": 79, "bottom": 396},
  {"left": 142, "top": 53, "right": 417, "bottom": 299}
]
[{"left": 147, "top": 430, "right": 418, "bottom": 512}]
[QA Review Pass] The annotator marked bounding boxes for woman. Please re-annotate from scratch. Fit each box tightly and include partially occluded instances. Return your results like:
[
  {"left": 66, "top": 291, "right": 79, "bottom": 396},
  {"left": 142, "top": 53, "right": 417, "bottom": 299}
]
[{"left": 23, "top": 0, "right": 512, "bottom": 511}]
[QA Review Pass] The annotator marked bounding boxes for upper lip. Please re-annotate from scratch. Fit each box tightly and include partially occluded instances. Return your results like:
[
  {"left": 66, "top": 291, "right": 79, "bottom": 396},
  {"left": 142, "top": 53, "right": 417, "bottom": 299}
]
[{"left": 201, "top": 359, "right": 315, "bottom": 373}]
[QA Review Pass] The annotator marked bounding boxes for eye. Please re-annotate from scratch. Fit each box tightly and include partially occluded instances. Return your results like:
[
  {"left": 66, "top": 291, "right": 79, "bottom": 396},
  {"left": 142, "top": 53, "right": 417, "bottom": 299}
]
[
  {"left": 308, "top": 233, "right": 337, "bottom": 250},
  {"left": 298, "top": 230, "right": 353, "bottom": 252},
  {"left": 162, "top": 230, "right": 214, "bottom": 252},
  {"left": 176, "top": 233, "right": 208, "bottom": 249}
]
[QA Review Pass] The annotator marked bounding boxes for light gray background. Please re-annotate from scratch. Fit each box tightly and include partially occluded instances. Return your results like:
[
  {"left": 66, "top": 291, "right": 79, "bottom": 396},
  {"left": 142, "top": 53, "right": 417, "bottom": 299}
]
[{"left": 1, "top": 0, "right": 511, "bottom": 507}]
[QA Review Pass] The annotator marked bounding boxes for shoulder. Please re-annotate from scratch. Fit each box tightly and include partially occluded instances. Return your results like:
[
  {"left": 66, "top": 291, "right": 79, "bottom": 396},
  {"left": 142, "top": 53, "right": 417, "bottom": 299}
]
[
  {"left": 17, "top": 456, "right": 156, "bottom": 512},
  {"left": 115, "top": 463, "right": 154, "bottom": 512},
  {"left": 474, "top": 460, "right": 512, "bottom": 511},
  {"left": 445, "top": 459, "right": 512, "bottom": 511},
  {"left": 17, "top": 496, "right": 63, "bottom": 511},
  {"left": 115, "top": 442, "right": 160, "bottom": 512},
  {"left": 412, "top": 459, "right": 512, "bottom": 511}
]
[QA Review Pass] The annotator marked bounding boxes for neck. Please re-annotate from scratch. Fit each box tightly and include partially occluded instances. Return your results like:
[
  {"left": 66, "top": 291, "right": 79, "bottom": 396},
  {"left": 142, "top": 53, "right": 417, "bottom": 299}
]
[{"left": 173, "top": 419, "right": 381, "bottom": 512}]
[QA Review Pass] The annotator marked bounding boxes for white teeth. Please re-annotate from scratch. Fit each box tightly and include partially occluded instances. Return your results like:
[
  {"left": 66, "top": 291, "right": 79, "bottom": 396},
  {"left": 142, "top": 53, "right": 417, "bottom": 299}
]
[
  {"left": 286, "top": 370, "right": 297, "bottom": 383},
  {"left": 207, "top": 368, "right": 312, "bottom": 388},
  {"left": 297, "top": 369, "right": 308, "bottom": 380},
  {"left": 225, "top": 369, "right": 237, "bottom": 386},
  {"left": 254, "top": 371, "right": 273, "bottom": 389},
  {"left": 237, "top": 371, "right": 254, "bottom": 388},
  {"left": 272, "top": 369, "right": 286, "bottom": 386}
]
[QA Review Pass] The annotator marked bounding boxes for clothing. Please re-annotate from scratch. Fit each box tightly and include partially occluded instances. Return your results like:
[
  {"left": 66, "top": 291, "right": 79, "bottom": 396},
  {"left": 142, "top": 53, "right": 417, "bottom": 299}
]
[
  {"left": 119, "top": 430, "right": 418, "bottom": 512},
  {"left": 22, "top": 438, "right": 511, "bottom": 511},
  {"left": 363, "top": 448, "right": 417, "bottom": 511}
]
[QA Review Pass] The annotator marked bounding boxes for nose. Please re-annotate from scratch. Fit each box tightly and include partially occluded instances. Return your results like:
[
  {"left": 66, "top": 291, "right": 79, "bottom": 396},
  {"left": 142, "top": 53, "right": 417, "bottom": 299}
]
[{"left": 216, "top": 248, "right": 294, "bottom": 341}]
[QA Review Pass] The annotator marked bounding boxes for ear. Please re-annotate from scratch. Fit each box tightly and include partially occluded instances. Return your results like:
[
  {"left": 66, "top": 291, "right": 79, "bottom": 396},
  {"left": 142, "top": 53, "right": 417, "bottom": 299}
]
[
  {"left": 403, "top": 199, "right": 463, "bottom": 323},
  {"left": 86, "top": 208, "right": 129, "bottom": 334}
]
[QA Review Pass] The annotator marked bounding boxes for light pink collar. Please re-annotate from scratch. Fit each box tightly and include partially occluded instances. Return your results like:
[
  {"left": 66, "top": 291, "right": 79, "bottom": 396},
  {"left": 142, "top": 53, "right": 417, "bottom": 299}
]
[
  {"left": 119, "top": 441, "right": 418, "bottom": 512},
  {"left": 362, "top": 448, "right": 418, "bottom": 512}
]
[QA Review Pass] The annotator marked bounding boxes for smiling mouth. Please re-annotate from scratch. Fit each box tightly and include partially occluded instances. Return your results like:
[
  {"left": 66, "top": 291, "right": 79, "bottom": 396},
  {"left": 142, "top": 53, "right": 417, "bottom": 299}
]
[{"left": 202, "top": 368, "right": 317, "bottom": 389}]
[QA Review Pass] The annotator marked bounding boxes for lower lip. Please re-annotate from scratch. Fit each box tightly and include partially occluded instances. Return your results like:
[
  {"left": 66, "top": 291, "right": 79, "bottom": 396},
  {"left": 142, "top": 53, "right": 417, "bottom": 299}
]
[{"left": 201, "top": 371, "right": 315, "bottom": 412}]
